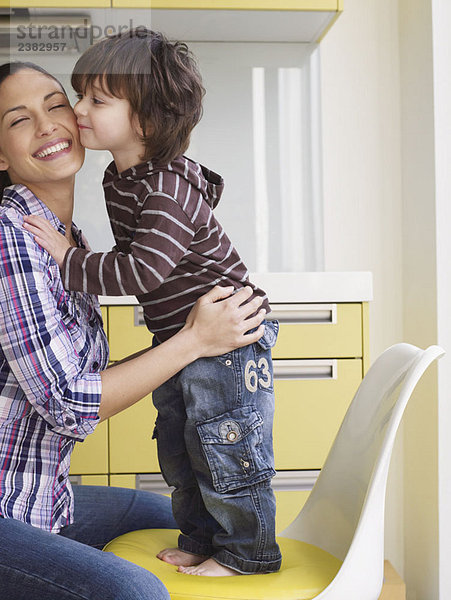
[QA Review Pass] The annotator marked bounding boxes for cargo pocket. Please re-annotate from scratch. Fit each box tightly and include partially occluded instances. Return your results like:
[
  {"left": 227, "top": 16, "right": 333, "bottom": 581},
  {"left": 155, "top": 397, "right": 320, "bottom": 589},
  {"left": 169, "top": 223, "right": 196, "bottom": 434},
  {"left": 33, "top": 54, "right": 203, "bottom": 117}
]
[{"left": 197, "top": 405, "right": 276, "bottom": 493}]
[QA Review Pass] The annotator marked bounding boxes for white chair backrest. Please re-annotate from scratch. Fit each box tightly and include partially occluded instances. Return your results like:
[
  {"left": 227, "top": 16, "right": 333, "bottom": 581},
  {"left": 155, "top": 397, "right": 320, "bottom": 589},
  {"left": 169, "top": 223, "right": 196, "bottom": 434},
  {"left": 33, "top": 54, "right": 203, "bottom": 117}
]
[{"left": 280, "top": 343, "right": 444, "bottom": 568}]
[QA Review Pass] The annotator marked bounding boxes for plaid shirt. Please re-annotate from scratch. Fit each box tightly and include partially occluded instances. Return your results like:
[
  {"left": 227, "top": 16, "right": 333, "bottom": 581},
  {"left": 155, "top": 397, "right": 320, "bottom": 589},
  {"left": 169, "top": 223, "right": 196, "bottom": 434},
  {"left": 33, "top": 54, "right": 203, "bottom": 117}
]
[{"left": 0, "top": 184, "right": 109, "bottom": 533}]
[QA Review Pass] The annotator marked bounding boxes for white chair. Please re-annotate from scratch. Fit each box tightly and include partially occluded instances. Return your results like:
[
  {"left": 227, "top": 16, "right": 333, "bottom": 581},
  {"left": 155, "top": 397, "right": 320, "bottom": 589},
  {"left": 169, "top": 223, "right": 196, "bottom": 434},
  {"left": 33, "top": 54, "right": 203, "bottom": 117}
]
[{"left": 104, "top": 343, "right": 444, "bottom": 600}]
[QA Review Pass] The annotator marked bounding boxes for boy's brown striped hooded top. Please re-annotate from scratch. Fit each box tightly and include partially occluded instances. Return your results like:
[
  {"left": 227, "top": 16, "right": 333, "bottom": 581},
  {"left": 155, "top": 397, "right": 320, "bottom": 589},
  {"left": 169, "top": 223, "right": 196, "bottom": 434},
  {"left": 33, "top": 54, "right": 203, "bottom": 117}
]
[{"left": 62, "top": 156, "right": 269, "bottom": 342}]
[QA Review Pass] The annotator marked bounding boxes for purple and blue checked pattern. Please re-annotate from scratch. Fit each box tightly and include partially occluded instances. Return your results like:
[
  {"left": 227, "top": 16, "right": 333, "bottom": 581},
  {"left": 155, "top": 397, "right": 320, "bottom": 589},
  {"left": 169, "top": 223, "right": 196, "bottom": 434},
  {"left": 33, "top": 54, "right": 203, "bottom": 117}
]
[{"left": 0, "top": 185, "right": 109, "bottom": 532}]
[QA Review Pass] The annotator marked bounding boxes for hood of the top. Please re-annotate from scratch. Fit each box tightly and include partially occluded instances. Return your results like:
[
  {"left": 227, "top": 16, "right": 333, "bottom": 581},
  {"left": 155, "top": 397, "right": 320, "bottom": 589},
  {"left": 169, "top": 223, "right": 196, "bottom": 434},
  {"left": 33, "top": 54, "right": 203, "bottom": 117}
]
[{"left": 110, "top": 156, "right": 225, "bottom": 210}]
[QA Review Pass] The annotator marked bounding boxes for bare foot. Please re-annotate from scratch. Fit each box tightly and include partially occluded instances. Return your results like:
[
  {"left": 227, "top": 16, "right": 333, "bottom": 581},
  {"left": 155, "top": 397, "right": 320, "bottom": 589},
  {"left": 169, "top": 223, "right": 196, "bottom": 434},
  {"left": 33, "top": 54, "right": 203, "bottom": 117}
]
[
  {"left": 178, "top": 557, "right": 239, "bottom": 576},
  {"left": 156, "top": 547, "right": 207, "bottom": 567}
]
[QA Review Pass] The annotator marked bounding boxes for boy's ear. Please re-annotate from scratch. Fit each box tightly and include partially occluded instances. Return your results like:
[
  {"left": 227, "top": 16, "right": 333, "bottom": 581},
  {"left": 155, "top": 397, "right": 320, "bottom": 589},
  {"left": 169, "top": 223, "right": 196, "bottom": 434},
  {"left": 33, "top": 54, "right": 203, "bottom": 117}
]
[{"left": 132, "top": 114, "right": 145, "bottom": 138}]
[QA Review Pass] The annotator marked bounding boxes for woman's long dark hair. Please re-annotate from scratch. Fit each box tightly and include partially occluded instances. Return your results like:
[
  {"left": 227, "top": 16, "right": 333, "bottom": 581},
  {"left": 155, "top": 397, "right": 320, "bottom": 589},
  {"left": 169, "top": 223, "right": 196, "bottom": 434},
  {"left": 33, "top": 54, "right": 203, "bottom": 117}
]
[{"left": 0, "top": 62, "right": 65, "bottom": 199}]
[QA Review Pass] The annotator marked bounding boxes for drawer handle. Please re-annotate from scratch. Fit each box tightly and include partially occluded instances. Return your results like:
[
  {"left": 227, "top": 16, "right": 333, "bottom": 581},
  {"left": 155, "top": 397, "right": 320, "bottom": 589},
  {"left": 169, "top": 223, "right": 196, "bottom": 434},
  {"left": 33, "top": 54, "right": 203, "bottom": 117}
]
[
  {"left": 137, "top": 303, "right": 338, "bottom": 326},
  {"left": 269, "top": 303, "right": 337, "bottom": 324},
  {"left": 274, "top": 359, "right": 337, "bottom": 380},
  {"left": 134, "top": 306, "right": 146, "bottom": 327},
  {"left": 136, "top": 472, "right": 320, "bottom": 493},
  {"left": 136, "top": 474, "right": 174, "bottom": 494},
  {"left": 69, "top": 475, "right": 82, "bottom": 486},
  {"left": 272, "top": 470, "right": 320, "bottom": 491}
]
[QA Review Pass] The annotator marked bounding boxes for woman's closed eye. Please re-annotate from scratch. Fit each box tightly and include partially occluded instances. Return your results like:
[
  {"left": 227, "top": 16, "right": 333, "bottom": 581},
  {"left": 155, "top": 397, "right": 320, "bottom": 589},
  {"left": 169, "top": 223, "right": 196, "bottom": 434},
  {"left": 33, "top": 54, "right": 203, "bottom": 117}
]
[
  {"left": 9, "top": 105, "right": 66, "bottom": 127},
  {"left": 10, "top": 116, "right": 28, "bottom": 127}
]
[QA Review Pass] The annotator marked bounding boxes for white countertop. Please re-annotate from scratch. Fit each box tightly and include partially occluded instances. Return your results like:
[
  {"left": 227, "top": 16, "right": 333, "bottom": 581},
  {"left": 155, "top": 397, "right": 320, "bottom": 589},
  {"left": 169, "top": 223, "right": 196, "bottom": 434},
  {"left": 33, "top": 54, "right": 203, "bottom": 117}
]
[{"left": 99, "top": 272, "right": 373, "bottom": 305}]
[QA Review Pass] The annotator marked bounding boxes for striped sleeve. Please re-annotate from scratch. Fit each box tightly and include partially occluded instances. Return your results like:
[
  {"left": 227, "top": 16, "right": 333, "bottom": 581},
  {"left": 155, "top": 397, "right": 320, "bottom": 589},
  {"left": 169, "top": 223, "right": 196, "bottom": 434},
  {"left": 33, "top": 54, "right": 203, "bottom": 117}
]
[
  {"left": 0, "top": 222, "right": 101, "bottom": 440},
  {"left": 61, "top": 193, "right": 195, "bottom": 296}
]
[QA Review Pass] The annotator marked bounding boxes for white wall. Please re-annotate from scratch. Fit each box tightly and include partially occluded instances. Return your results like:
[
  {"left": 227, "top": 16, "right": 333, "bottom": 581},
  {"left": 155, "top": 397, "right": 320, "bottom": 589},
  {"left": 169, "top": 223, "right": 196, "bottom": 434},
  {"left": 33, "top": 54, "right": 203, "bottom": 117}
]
[
  {"left": 398, "top": 2, "right": 439, "bottom": 598},
  {"left": 431, "top": 2, "right": 451, "bottom": 597},
  {"left": 322, "top": 1, "right": 451, "bottom": 598},
  {"left": 320, "top": 0, "right": 405, "bottom": 574}
]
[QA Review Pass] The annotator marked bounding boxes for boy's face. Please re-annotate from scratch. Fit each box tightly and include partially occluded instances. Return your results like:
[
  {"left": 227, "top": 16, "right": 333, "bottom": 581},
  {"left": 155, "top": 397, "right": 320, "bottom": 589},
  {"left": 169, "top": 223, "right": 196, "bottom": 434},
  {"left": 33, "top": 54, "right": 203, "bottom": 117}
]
[{"left": 73, "top": 79, "right": 144, "bottom": 170}]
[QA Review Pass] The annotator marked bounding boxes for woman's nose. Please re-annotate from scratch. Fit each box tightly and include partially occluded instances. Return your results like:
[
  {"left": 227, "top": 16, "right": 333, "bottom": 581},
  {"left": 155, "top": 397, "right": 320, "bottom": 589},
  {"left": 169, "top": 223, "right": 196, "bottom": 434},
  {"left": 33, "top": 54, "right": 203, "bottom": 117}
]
[{"left": 36, "top": 116, "right": 57, "bottom": 137}]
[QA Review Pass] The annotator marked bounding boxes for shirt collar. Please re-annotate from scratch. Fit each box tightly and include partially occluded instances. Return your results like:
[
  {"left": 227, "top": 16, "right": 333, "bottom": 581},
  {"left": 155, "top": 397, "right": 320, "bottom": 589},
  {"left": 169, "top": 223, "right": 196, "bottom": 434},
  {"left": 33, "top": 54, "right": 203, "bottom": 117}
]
[{"left": 2, "top": 183, "right": 82, "bottom": 243}]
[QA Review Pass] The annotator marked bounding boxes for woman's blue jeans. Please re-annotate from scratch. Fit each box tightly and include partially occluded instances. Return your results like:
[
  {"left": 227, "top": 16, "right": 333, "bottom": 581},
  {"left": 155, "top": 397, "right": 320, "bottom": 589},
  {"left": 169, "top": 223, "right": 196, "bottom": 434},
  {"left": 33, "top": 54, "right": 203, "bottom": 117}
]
[{"left": 0, "top": 485, "right": 176, "bottom": 600}]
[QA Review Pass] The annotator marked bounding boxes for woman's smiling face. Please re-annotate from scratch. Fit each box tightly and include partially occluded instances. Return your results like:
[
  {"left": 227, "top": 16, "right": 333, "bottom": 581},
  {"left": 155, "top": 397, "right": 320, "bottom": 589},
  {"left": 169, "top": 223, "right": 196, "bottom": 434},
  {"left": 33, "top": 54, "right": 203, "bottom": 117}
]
[{"left": 0, "top": 68, "right": 85, "bottom": 190}]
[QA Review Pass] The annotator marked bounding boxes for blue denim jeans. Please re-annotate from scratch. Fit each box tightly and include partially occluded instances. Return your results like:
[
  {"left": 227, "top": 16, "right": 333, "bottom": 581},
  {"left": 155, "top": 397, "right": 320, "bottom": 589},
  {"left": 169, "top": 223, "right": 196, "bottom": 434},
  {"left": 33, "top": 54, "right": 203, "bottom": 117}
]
[
  {"left": 0, "top": 485, "right": 176, "bottom": 600},
  {"left": 152, "top": 321, "right": 282, "bottom": 574}
]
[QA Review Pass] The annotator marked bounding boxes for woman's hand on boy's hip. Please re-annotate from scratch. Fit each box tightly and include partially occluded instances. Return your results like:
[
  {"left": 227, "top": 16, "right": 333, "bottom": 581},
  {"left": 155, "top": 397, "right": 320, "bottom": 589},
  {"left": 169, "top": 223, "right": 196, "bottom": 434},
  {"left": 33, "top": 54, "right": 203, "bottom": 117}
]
[{"left": 184, "top": 285, "right": 266, "bottom": 356}]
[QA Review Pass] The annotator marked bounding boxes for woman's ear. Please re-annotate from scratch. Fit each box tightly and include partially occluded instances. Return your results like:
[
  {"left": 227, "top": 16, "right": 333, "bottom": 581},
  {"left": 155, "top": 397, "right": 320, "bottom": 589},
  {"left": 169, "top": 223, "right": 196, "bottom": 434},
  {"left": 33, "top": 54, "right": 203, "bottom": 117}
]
[{"left": 0, "top": 152, "right": 10, "bottom": 172}]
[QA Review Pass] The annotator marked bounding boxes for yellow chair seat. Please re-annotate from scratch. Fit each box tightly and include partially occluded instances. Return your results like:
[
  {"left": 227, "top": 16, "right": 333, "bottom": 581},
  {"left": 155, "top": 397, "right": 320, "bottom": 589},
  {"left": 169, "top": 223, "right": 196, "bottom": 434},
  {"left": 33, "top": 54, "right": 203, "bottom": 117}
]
[{"left": 103, "top": 529, "right": 342, "bottom": 600}]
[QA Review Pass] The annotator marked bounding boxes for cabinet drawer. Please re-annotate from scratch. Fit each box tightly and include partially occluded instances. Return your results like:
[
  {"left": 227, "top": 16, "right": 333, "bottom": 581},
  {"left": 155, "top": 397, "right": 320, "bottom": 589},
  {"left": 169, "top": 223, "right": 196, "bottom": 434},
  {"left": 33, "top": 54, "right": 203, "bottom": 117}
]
[
  {"left": 109, "top": 393, "right": 159, "bottom": 473},
  {"left": 271, "top": 303, "right": 362, "bottom": 359},
  {"left": 70, "top": 475, "right": 109, "bottom": 486},
  {"left": 110, "top": 474, "right": 137, "bottom": 489},
  {"left": 107, "top": 306, "right": 153, "bottom": 361},
  {"left": 70, "top": 420, "right": 109, "bottom": 475},
  {"left": 273, "top": 358, "right": 362, "bottom": 469},
  {"left": 107, "top": 302, "right": 362, "bottom": 360}
]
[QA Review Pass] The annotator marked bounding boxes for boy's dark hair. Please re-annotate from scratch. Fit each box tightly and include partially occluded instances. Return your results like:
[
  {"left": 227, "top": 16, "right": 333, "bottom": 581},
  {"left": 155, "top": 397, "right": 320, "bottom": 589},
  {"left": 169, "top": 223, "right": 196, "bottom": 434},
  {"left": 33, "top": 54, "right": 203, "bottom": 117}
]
[
  {"left": 71, "top": 28, "right": 205, "bottom": 165},
  {"left": 0, "top": 62, "right": 66, "bottom": 198}
]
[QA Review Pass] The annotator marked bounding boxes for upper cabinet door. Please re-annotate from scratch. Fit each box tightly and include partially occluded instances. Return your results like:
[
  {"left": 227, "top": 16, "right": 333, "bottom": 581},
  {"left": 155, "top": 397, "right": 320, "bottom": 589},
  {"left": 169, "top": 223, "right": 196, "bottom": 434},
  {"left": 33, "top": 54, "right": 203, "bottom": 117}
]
[
  {"left": 2, "top": 0, "right": 342, "bottom": 7},
  {"left": 0, "top": 1, "right": 111, "bottom": 6},
  {"left": 109, "top": 1, "right": 343, "bottom": 43},
  {"left": 1, "top": 2, "right": 342, "bottom": 43},
  {"left": 110, "top": 1, "right": 341, "bottom": 8}
]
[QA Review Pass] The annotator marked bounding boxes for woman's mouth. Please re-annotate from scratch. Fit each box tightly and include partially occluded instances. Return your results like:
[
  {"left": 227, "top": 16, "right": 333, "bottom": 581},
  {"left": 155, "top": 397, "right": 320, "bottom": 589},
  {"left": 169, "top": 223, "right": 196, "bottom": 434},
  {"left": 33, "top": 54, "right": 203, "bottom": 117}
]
[{"left": 33, "top": 140, "right": 72, "bottom": 160}]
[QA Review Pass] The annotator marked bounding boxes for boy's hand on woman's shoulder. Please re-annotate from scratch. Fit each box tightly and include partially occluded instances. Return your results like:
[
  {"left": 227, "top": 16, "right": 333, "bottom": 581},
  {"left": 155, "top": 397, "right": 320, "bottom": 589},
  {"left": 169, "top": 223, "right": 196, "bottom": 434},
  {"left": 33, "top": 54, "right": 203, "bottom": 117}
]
[{"left": 22, "top": 214, "right": 71, "bottom": 269}]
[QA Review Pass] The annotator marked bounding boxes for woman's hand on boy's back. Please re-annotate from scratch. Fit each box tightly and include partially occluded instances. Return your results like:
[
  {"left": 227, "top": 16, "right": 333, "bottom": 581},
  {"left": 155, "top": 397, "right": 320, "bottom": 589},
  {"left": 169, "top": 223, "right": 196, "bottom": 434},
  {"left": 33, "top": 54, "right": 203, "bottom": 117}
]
[{"left": 23, "top": 215, "right": 71, "bottom": 269}]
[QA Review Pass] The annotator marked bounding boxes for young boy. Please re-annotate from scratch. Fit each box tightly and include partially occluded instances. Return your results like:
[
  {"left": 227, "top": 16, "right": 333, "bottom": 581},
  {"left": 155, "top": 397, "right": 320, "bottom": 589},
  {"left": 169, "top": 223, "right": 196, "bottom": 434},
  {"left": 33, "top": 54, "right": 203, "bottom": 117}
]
[{"left": 25, "top": 28, "right": 281, "bottom": 577}]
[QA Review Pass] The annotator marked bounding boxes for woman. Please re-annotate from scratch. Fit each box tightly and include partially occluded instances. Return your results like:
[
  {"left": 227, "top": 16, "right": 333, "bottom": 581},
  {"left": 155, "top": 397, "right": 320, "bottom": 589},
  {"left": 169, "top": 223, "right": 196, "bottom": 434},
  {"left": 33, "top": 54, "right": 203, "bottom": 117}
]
[{"left": 0, "top": 62, "right": 265, "bottom": 600}]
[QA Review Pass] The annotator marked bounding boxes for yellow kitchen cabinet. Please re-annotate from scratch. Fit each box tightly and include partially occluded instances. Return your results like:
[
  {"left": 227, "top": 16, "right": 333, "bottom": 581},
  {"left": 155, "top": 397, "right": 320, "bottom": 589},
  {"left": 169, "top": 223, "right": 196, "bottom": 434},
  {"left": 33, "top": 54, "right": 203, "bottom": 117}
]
[
  {"left": 72, "top": 474, "right": 109, "bottom": 486},
  {"left": 0, "top": 1, "right": 110, "bottom": 7},
  {"left": 111, "top": 1, "right": 342, "bottom": 9},
  {"left": 75, "top": 293, "right": 369, "bottom": 502},
  {"left": 273, "top": 359, "right": 362, "bottom": 469},
  {"left": 109, "top": 0, "right": 343, "bottom": 44},
  {"left": 109, "top": 392, "right": 160, "bottom": 473},
  {"left": 108, "top": 305, "right": 153, "bottom": 361},
  {"left": 2, "top": 0, "right": 342, "bottom": 9},
  {"left": 110, "top": 474, "right": 137, "bottom": 488},
  {"left": 69, "top": 420, "right": 109, "bottom": 475},
  {"left": 272, "top": 303, "right": 362, "bottom": 359}
]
